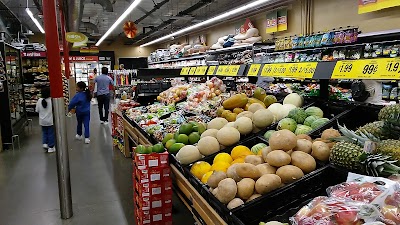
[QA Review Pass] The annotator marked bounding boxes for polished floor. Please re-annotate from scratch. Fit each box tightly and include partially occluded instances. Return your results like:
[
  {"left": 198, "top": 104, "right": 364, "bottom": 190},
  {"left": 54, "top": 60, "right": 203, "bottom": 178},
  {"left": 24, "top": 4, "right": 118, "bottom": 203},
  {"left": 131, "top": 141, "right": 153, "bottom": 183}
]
[{"left": 0, "top": 107, "right": 194, "bottom": 225}]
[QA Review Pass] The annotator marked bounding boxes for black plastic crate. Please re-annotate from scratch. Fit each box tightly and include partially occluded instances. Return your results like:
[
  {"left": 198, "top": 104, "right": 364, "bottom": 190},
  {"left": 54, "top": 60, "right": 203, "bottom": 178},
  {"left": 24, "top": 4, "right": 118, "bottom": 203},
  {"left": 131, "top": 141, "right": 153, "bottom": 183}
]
[
  {"left": 257, "top": 100, "right": 355, "bottom": 141},
  {"left": 309, "top": 104, "right": 383, "bottom": 139},
  {"left": 182, "top": 136, "right": 269, "bottom": 224},
  {"left": 232, "top": 165, "right": 349, "bottom": 225}
]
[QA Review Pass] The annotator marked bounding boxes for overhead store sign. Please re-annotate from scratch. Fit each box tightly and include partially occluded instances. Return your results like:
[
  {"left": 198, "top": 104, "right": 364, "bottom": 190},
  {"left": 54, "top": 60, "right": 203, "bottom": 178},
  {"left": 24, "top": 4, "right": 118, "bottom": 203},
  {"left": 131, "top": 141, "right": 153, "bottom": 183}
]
[
  {"left": 68, "top": 56, "right": 99, "bottom": 62},
  {"left": 21, "top": 51, "right": 46, "bottom": 57},
  {"left": 358, "top": 0, "right": 400, "bottom": 14},
  {"left": 266, "top": 9, "right": 288, "bottom": 33},
  {"left": 66, "top": 32, "right": 88, "bottom": 48}
]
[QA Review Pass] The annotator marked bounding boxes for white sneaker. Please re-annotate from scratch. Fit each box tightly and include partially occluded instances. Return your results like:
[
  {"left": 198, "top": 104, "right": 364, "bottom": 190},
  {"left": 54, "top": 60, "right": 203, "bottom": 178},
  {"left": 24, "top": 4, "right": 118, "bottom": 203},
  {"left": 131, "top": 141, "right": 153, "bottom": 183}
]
[
  {"left": 100, "top": 121, "right": 104, "bottom": 124},
  {"left": 85, "top": 138, "right": 90, "bottom": 144},
  {"left": 47, "top": 147, "right": 56, "bottom": 153},
  {"left": 104, "top": 121, "right": 109, "bottom": 125},
  {"left": 43, "top": 144, "right": 49, "bottom": 149},
  {"left": 75, "top": 134, "right": 83, "bottom": 140}
]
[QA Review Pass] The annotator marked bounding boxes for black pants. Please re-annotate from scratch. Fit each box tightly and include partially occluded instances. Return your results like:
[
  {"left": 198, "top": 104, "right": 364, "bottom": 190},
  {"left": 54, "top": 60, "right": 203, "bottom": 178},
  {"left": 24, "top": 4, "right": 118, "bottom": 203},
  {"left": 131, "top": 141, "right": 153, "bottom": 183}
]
[{"left": 97, "top": 94, "right": 110, "bottom": 122}]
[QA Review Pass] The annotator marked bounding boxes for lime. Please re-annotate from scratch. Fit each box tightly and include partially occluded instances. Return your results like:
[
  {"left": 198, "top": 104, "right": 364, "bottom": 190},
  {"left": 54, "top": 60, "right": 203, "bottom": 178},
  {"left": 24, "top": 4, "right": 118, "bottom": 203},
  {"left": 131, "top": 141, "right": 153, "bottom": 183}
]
[
  {"left": 136, "top": 145, "right": 152, "bottom": 154},
  {"left": 165, "top": 139, "right": 176, "bottom": 150},
  {"left": 168, "top": 143, "right": 185, "bottom": 154},
  {"left": 179, "top": 123, "right": 193, "bottom": 135},
  {"left": 188, "top": 132, "right": 200, "bottom": 144},
  {"left": 193, "top": 123, "right": 206, "bottom": 134},
  {"left": 162, "top": 133, "right": 174, "bottom": 145},
  {"left": 174, "top": 131, "right": 180, "bottom": 140},
  {"left": 176, "top": 134, "right": 189, "bottom": 145},
  {"left": 152, "top": 143, "right": 165, "bottom": 153},
  {"left": 146, "top": 146, "right": 153, "bottom": 153}
]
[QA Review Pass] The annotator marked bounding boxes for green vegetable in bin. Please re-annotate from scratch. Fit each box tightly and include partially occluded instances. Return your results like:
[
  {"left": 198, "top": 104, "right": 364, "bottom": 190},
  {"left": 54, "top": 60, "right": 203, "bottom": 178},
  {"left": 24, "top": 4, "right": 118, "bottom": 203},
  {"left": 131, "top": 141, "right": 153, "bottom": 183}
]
[
  {"left": 168, "top": 143, "right": 185, "bottom": 154},
  {"left": 162, "top": 133, "right": 174, "bottom": 145},
  {"left": 152, "top": 143, "right": 165, "bottom": 153},
  {"left": 136, "top": 145, "right": 151, "bottom": 154}
]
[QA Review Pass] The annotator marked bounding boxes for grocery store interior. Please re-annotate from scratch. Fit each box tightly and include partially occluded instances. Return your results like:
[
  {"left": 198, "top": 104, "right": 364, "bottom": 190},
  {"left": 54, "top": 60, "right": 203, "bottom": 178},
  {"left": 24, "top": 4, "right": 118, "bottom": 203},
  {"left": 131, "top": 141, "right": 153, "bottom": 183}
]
[{"left": 1, "top": 0, "right": 400, "bottom": 225}]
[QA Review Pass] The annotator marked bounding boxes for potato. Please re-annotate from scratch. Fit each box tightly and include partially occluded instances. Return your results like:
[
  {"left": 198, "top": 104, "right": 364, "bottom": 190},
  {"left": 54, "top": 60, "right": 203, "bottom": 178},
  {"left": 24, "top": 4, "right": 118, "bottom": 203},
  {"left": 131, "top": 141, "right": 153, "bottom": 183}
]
[
  {"left": 207, "top": 171, "right": 227, "bottom": 188},
  {"left": 236, "top": 163, "right": 261, "bottom": 180},
  {"left": 276, "top": 165, "right": 304, "bottom": 184},
  {"left": 227, "top": 164, "right": 242, "bottom": 182},
  {"left": 212, "top": 187, "right": 218, "bottom": 196},
  {"left": 269, "top": 130, "right": 297, "bottom": 151},
  {"left": 236, "top": 178, "right": 255, "bottom": 200},
  {"left": 291, "top": 151, "right": 316, "bottom": 173},
  {"left": 311, "top": 141, "right": 330, "bottom": 161},
  {"left": 246, "top": 193, "right": 262, "bottom": 202},
  {"left": 297, "top": 134, "right": 312, "bottom": 142},
  {"left": 286, "top": 150, "right": 293, "bottom": 156},
  {"left": 215, "top": 178, "right": 237, "bottom": 204},
  {"left": 266, "top": 150, "right": 291, "bottom": 167},
  {"left": 255, "top": 174, "right": 282, "bottom": 195},
  {"left": 245, "top": 155, "right": 263, "bottom": 165},
  {"left": 256, "top": 163, "right": 276, "bottom": 175},
  {"left": 261, "top": 147, "right": 273, "bottom": 162},
  {"left": 321, "top": 128, "right": 340, "bottom": 140},
  {"left": 227, "top": 198, "right": 244, "bottom": 210},
  {"left": 294, "top": 139, "right": 313, "bottom": 153}
]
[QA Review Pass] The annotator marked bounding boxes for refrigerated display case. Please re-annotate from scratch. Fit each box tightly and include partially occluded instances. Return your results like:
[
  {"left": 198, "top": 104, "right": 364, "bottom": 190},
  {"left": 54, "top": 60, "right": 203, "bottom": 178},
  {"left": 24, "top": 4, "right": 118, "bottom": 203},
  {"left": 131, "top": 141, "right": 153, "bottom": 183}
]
[
  {"left": 0, "top": 42, "right": 27, "bottom": 146},
  {"left": 70, "top": 62, "right": 98, "bottom": 85}
]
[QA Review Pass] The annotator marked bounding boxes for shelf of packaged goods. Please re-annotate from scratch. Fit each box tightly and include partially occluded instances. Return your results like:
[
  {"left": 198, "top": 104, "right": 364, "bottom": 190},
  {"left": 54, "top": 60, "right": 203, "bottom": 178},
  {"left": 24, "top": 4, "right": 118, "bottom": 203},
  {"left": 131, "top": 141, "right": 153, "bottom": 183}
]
[{"left": 171, "top": 164, "right": 227, "bottom": 225}]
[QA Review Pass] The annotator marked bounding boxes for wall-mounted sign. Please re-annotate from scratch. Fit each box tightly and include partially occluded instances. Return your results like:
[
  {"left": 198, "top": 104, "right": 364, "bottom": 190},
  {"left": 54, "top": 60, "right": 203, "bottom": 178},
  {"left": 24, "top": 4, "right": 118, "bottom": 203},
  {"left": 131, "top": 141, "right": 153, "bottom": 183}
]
[
  {"left": 266, "top": 11, "right": 278, "bottom": 34},
  {"left": 277, "top": 9, "right": 288, "bottom": 32},
  {"left": 358, "top": 0, "right": 400, "bottom": 14},
  {"left": 21, "top": 51, "right": 47, "bottom": 58},
  {"left": 66, "top": 32, "right": 88, "bottom": 48},
  {"left": 68, "top": 56, "right": 99, "bottom": 62}
]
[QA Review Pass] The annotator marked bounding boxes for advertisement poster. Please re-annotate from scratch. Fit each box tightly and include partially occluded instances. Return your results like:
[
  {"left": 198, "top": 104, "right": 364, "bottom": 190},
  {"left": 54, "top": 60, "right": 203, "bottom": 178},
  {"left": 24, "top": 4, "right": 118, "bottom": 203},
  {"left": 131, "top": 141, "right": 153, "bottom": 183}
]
[
  {"left": 358, "top": 0, "right": 400, "bottom": 14},
  {"left": 277, "top": 9, "right": 288, "bottom": 32},
  {"left": 266, "top": 11, "right": 278, "bottom": 33},
  {"left": 235, "top": 18, "right": 254, "bottom": 35}
]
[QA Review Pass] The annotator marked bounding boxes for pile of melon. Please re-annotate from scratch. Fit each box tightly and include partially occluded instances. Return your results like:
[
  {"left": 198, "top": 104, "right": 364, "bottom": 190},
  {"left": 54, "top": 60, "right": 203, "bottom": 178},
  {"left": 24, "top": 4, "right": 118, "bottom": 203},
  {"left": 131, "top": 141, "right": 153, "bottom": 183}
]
[{"left": 189, "top": 129, "right": 327, "bottom": 209}]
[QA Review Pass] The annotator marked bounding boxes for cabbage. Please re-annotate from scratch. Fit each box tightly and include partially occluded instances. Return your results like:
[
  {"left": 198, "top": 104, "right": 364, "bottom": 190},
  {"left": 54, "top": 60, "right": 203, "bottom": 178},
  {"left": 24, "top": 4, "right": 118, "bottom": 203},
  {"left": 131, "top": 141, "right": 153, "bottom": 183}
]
[{"left": 283, "top": 93, "right": 303, "bottom": 107}]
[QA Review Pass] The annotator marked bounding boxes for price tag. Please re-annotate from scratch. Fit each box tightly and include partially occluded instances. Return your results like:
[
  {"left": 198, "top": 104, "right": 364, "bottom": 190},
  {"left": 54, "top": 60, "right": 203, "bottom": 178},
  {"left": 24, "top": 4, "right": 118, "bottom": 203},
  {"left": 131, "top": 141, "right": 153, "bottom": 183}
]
[
  {"left": 195, "top": 66, "right": 208, "bottom": 75},
  {"left": 261, "top": 64, "right": 274, "bottom": 76},
  {"left": 216, "top": 65, "right": 228, "bottom": 75},
  {"left": 271, "top": 64, "right": 288, "bottom": 77},
  {"left": 180, "top": 67, "right": 190, "bottom": 75},
  {"left": 286, "top": 62, "right": 317, "bottom": 78},
  {"left": 378, "top": 58, "right": 400, "bottom": 79},
  {"left": 189, "top": 67, "right": 197, "bottom": 75},
  {"left": 228, "top": 65, "right": 241, "bottom": 76},
  {"left": 248, "top": 64, "right": 262, "bottom": 76},
  {"left": 332, "top": 59, "right": 381, "bottom": 79},
  {"left": 207, "top": 66, "right": 217, "bottom": 75}
]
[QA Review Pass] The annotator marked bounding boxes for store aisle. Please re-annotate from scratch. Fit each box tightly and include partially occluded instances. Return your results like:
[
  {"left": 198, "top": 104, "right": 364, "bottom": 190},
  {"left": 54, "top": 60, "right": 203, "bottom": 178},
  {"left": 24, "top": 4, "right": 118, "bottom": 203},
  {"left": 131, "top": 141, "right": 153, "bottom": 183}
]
[{"left": 0, "top": 106, "right": 194, "bottom": 225}]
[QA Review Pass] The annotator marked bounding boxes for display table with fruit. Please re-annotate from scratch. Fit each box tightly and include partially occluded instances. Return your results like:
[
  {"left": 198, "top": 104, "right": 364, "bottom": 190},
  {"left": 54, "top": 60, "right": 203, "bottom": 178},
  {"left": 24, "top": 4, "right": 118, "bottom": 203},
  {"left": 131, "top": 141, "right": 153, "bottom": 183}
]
[{"left": 122, "top": 79, "right": 400, "bottom": 224}]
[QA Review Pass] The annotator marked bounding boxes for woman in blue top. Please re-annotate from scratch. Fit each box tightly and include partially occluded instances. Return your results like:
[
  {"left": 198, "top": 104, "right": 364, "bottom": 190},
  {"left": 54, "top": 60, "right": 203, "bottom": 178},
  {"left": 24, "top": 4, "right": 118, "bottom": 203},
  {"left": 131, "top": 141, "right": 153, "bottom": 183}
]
[{"left": 68, "top": 81, "right": 91, "bottom": 144}]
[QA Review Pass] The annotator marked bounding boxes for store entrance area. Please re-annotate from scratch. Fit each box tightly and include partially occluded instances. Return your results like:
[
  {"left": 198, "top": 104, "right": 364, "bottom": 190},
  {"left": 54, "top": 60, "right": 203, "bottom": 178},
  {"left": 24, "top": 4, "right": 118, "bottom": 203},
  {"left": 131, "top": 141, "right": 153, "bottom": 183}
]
[{"left": 0, "top": 106, "right": 193, "bottom": 225}]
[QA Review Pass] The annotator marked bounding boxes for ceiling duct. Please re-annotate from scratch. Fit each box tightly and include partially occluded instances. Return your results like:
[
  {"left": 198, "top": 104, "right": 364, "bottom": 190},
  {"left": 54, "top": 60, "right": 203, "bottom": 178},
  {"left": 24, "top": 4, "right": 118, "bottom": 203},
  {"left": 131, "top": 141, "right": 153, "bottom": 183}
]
[
  {"left": 67, "top": 0, "right": 113, "bottom": 32},
  {"left": 81, "top": 22, "right": 100, "bottom": 34},
  {"left": 85, "top": 0, "right": 113, "bottom": 12}
]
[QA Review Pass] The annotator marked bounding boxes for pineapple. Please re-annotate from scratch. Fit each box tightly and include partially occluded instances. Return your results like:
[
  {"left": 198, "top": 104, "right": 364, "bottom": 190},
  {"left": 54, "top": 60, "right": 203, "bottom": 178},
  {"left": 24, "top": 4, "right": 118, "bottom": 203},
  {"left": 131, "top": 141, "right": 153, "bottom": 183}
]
[
  {"left": 355, "top": 121, "right": 386, "bottom": 139},
  {"left": 377, "top": 139, "right": 400, "bottom": 162},
  {"left": 330, "top": 124, "right": 400, "bottom": 177},
  {"left": 378, "top": 104, "right": 400, "bottom": 120}
]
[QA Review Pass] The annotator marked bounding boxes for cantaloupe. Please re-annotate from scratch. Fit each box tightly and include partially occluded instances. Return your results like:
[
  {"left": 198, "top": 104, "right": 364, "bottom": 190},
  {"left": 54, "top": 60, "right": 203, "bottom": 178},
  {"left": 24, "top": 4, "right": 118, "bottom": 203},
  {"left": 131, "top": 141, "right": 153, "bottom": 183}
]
[
  {"left": 237, "top": 111, "right": 254, "bottom": 120},
  {"left": 200, "top": 129, "right": 219, "bottom": 139},
  {"left": 197, "top": 136, "right": 220, "bottom": 156},
  {"left": 207, "top": 118, "right": 228, "bottom": 130},
  {"left": 217, "top": 127, "right": 241, "bottom": 146},
  {"left": 253, "top": 109, "right": 274, "bottom": 128},
  {"left": 234, "top": 117, "right": 253, "bottom": 135},
  {"left": 176, "top": 145, "right": 202, "bottom": 164},
  {"left": 248, "top": 103, "right": 265, "bottom": 113}
]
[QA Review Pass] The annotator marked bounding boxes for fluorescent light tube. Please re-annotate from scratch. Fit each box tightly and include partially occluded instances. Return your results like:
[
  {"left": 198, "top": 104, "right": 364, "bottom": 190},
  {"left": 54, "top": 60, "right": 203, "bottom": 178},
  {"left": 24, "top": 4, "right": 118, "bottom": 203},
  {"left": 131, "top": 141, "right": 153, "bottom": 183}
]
[
  {"left": 140, "top": 0, "right": 271, "bottom": 47},
  {"left": 96, "top": 0, "right": 142, "bottom": 46},
  {"left": 26, "top": 8, "right": 45, "bottom": 34}
]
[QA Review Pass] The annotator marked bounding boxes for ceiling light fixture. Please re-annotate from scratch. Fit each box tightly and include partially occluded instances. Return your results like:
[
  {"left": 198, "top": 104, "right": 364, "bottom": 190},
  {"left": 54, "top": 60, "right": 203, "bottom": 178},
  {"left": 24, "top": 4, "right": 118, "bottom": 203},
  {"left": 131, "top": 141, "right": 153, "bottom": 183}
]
[
  {"left": 26, "top": 8, "right": 45, "bottom": 34},
  {"left": 140, "top": 0, "right": 271, "bottom": 47},
  {"left": 96, "top": 0, "right": 142, "bottom": 46}
]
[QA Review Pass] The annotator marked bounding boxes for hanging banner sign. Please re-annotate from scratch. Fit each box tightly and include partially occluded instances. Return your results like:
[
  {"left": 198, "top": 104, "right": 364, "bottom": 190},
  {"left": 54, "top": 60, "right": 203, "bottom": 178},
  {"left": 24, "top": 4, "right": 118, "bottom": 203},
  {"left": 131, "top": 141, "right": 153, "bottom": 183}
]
[
  {"left": 66, "top": 32, "right": 88, "bottom": 48},
  {"left": 68, "top": 56, "right": 99, "bottom": 62},
  {"left": 277, "top": 9, "right": 288, "bottom": 32},
  {"left": 266, "top": 11, "right": 278, "bottom": 33},
  {"left": 358, "top": 0, "right": 400, "bottom": 14}
]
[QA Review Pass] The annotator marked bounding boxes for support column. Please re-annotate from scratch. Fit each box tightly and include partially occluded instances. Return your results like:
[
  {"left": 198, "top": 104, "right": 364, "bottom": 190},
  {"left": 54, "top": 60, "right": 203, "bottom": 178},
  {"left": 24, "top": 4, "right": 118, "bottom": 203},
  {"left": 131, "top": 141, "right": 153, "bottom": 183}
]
[{"left": 42, "top": 0, "right": 73, "bottom": 219}]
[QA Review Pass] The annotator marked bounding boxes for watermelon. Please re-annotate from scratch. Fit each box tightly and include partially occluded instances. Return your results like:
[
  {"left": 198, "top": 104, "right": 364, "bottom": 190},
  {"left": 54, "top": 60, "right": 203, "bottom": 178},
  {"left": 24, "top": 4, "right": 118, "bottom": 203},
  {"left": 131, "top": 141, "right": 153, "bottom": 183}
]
[
  {"left": 305, "top": 107, "right": 324, "bottom": 118},
  {"left": 277, "top": 118, "right": 297, "bottom": 132},
  {"left": 263, "top": 130, "right": 276, "bottom": 141},
  {"left": 295, "top": 125, "right": 313, "bottom": 135},
  {"left": 304, "top": 116, "right": 319, "bottom": 127},
  {"left": 251, "top": 143, "right": 267, "bottom": 154},
  {"left": 311, "top": 118, "right": 330, "bottom": 129},
  {"left": 287, "top": 108, "right": 308, "bottom": 124}
]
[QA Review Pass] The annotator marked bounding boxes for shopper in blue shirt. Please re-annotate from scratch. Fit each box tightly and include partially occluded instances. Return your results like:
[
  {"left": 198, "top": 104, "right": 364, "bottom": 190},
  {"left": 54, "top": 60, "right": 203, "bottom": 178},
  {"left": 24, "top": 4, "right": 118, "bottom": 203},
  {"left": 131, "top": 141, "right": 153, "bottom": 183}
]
[
  {"left": 94, "top": 67, "right": 113, "bottom": 124},
  {"left": 68, "top": 81, "right": 91, "bottom": 144}
]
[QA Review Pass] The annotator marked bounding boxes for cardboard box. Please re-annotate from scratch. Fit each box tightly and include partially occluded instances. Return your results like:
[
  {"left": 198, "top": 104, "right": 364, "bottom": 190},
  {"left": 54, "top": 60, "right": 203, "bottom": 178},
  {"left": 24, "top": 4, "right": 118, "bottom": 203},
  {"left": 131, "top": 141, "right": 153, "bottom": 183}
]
[
  {"left": 133, "top": 151, "right": 169, "bottom": 169},
  {"left": 134, "top": 179, "right": 173, "bottom": 197},
  {"left": 135, "top": 191, "right": 173, "bottom": 210},
  {"left": 134, "top": 205, "right": 172, "bottom": 225},
  {"left": 134, "top": 165, "right": 171, "bottom": 183}
]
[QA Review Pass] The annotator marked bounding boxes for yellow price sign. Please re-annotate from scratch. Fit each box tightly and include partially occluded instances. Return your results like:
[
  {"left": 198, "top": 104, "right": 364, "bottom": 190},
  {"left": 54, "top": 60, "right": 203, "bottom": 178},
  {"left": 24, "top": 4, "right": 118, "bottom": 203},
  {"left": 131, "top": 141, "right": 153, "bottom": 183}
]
[
  {"left": 180, "top": 67, "right": 190, "bottom": 75},
  {"left": 216, "top": 65, "right": 228, "bottom": 75},
  {"left": 286, "top": 62, "right": 317, "bottom": 78},
  {"left": 261, "top": 64, "right": 274, "bottom": 76},
  {"left": 271, "top": 64, "right": 288, "bottom": 77},
  {"left": 207, "top": 66, "right": 217, "bottom": 75},
  {"left": 195, "top": 66, "right": 208, "bottom": 75},
  {"left": 228, "top": 65, "right": 241, "bottom": 76},
  {"left": 377, "top": 58, "right": 400, "bottom": 79},
  {"left": 189, "top": 67, "right": 197, "bottom": 75},
  {"left": 248, "top": 64, "right": 261, "bottom": 76},
  {"left": 332, "top": 59, "right": 382, "bottom": 79}
]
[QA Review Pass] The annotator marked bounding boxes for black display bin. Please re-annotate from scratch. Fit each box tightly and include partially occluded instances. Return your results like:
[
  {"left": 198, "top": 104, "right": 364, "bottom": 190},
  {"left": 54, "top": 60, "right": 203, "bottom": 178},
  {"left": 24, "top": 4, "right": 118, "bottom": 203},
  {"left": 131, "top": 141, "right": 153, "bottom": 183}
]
[{"left": 232, "top": 165, "right": 349, "bottom": 225}]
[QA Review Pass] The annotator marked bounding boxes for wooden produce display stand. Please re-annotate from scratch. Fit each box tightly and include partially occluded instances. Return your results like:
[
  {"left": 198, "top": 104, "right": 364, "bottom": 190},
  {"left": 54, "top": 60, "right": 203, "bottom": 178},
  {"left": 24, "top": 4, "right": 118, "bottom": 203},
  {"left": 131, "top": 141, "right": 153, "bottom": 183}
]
[{"left": 122, "top": 115, "right": 227, "bottom": 225}]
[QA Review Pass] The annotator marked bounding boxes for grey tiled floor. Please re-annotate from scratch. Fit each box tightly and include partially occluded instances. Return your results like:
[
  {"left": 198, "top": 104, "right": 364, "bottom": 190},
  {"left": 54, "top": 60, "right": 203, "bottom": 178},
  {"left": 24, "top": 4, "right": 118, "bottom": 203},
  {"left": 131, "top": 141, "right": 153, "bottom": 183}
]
[{"left": 0, "top": 107, "right": 194, "bottom": 225}]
